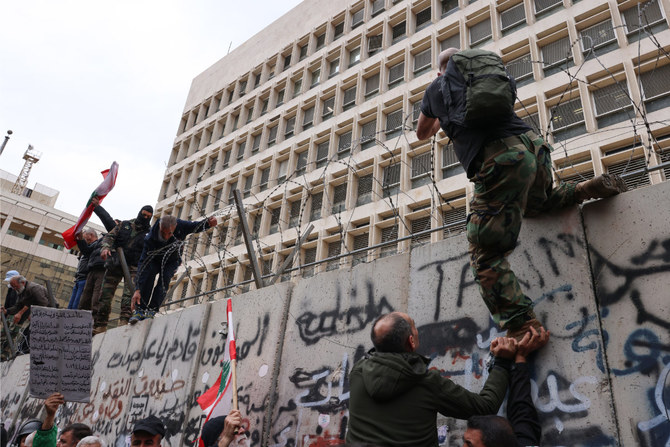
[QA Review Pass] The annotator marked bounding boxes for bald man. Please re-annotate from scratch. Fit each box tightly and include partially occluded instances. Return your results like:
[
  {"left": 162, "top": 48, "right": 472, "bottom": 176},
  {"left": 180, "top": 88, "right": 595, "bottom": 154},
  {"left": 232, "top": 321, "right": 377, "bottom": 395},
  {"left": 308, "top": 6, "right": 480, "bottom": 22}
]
[
  {"left": 346, "top": 312, "right": 516, "bottom": 446},
  {"left": 416, "top": 48, "right": 626, "bottom": 339}
]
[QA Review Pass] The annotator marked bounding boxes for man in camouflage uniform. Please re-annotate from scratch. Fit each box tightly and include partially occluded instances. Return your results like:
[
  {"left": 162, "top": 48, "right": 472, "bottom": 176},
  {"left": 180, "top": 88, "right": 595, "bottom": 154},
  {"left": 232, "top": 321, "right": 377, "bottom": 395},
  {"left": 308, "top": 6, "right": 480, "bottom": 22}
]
[
  {"left": 417, "top": 48, "right": 626, "bottom": 338},
  {"left": 97, "top": 205, "right": 153, "bottom": 333}
]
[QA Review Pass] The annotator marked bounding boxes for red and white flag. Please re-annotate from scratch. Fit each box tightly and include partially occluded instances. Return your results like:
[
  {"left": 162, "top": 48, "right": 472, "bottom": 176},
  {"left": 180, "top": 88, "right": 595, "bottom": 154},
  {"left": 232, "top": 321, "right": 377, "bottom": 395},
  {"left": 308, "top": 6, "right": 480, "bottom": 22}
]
[
  {"left": 62, "top": 161, "right": 119, "bottom": 249},
  {"left": 197, "top": 299, "right": 237, "bottom": 445}
]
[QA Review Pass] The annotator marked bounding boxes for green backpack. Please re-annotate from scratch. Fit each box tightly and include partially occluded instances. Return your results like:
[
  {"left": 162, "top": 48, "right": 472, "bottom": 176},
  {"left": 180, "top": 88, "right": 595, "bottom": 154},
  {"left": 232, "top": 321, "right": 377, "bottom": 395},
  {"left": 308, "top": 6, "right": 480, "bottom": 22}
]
[{"left": 439, "top": 49, "right": 517, "bottom": 126}]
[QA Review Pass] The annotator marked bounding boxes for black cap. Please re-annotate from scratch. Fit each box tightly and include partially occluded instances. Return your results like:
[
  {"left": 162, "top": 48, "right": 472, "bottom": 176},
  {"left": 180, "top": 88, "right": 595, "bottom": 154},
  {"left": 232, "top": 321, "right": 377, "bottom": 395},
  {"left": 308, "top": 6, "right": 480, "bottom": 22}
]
[
  {"left": 201, "top": 416, "right": 226, "bottom": 447},
  {"left": 132, "top": 415, "right": 165, "bottom": 437}
]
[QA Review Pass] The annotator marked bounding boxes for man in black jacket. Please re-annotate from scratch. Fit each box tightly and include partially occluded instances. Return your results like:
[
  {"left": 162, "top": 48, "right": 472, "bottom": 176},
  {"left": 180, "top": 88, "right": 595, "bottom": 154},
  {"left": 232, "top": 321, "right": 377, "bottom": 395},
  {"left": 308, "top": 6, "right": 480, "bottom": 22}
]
[
  {"left": 97, "top": 205, "right": 153, "bottom": 331},
  {"left": 77, "top": 198, "right": 116, "bottom": 312},
  {"left": 67, "top": 229, "right": 97, "bottom": 310}
]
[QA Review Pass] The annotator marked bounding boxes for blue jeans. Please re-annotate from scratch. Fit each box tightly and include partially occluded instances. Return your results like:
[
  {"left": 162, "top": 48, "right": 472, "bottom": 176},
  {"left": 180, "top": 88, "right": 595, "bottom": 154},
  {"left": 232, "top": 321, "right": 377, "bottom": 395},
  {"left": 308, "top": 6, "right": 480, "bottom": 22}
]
[{"left": 67, "top": 279, "right": 87, "bottom": 309}]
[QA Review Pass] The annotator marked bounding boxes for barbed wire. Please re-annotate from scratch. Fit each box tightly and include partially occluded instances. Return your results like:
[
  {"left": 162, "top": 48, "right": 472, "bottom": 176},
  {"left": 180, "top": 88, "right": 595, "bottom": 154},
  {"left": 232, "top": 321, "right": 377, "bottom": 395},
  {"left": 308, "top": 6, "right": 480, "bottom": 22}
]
[{"left": 151, "top": 13, "right": 670, "bottom": 310}]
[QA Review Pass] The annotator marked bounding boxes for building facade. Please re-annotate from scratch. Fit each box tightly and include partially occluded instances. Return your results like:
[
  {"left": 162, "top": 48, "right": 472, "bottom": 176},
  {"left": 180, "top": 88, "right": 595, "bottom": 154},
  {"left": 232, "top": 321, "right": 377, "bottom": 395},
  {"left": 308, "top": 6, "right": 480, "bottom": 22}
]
[{"left": 155, "top": 0, "right": 670, "bottom": 304}]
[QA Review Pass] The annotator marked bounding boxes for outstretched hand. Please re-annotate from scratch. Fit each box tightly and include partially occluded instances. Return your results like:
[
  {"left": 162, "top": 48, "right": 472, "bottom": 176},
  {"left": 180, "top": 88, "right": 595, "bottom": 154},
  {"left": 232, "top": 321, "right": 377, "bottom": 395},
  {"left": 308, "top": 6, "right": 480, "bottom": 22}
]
[
  {"left": 42, "top": 392, "right": 65, "bottom": 430},
  {"left": 490, "top": 337, "right": 517, "bottom": 359},
  {"left": 131, "top": 290, "right": 141, "bottom": 311},
  {"left": 516, "top": 326, "right": 549, "bottom": 362}
]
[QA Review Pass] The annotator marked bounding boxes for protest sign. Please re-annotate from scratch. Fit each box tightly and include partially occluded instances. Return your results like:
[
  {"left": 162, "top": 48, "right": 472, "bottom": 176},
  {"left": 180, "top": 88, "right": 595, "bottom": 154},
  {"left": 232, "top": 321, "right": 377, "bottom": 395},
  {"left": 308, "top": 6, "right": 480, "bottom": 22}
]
[{"left": 29, "top": 306, "right": 92, "bottom": 402}]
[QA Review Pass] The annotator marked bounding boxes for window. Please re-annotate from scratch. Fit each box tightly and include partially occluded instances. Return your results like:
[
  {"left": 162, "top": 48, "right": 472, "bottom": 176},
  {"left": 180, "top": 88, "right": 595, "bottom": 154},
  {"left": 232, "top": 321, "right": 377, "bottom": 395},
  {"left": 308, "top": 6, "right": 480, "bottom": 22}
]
[
  {"left": 254, "top": 73, "right": 261, "bottom": 88},
  {"left": 380, "top": 224, "right": 398, "bottom": 257},
  {"left": 261, "top": 98, "right": 269, "bottom": 115},
  {"left": 303, "top": 106, "right": 315, "bottom": 129},
  {"left": 232, "top": 114, "right": 239, "bottom": 131},
  {"left": 239, "top": 80, "right": 247, "bottom": 96},
  {"left": 442, "top": 142, "right": 465, "bottom": 178},
  {"left": 237, "top": 141, "right": 246, "bottom": 161},
  {"left": 329, "top": 58, "right": 340, "bottom": 78},
  {"left": 209, "top": 156, "right": 218, "bottom": 175},
  {"left": 299, "top": 44, "right": 308, "bottom": 60},
  {"left": 214, "top": 188, "right": 223, "bottom": 208},
  {"left": 415, "top": 7, "right": 432, "bottom": 30},
  {"left": 332, "top": 183, "right": 347, "bottom": 214},
  {"left": 228, "top": 180, "right": 237, "bottom": 201},
  {"left": 334, "top": 22, "right": 345, "bottom": 40},
  {"left": 541, "top": 36, "right": 573, "bottom": 76},
  {"left": 383, "top": 163, "right": 401, "bottom": 196},
  {"left": 639, "top": 64, "right": 670, "bottom": 112},
  {"left": 361, "top": 120, "right": 377, "bottom": 149},
  {"left": 443, "top": 206, "right": 467, "bottom": 236},
  {"left": 352, "top": 233, "right": 369, "bottom": 266},
  {"left": 441, "top": 33, "right": 460, "bottom": 50},
  {"left": 260, "top": 167, "right": 270, "bottom": 190},
  {"left": 303, "top": 247, "right": 317, "bottom": 277},
  {"left": 411, "top": 215, "right": 432, "bottom": 245},
  {"left": 534, "top": 0, "right": 562, "bottom": 17},
  {"left": 372, "top": 0, "right": 385, "bottom": 17},
  {"left": 327, "top": 241, "right": 342, "bottom": 271},
  {"left": 469, "top": 18, "right": 492, "bottom": 47},
  {"left": 283, "top": 54, "right": 292, "bottom": 71},
  {"left": 316, "top": 141, "right": 330, "bottom": 168},
  {"left": 269, "top": 207, "right": 281, "bottom": 234},
  {"left": 352, "top": 8, "right": 365, "bottom": 29},
  {"left": 322, "top": 97, "right": 335, "bottom": 119},
  {"left": 621, "top": 0, "right": 667, "bottom": 42},
  {"left": 246, "top": 106, "right": 254, "bottom": 123},
  {"left": 343, "top": 85, "right": 357, "bottom": 110},
  {"left": 277, "top": 159, "right": 288, "bottom": 183},
  {"left": 311, "top": 68, "right": 321, "bottom": 87},
  {"left": 289, "top": 200, "right": 302, "bottom": 227},
  {"left": 392, "top": 21, "right": 406, "bottom": 43},
  {"left": 500, "top": 3, "right": 526, "bottom": 35},
  {"left": 310, "top": 191, "right": 323, "bottom": 220},
  {"left": 285, "top": 116, "right": 296, "bottom": 138},
  {"left": 316, "top": 33, "right": 326, "bottom": 49},
  {"left": 607, "top": 156, "right": 650, "bottom": 191},
  {"left": 243, "top": 174, "right": 254, "bottom": 198},
  {"left": 276, "top": 89, "right": 285, "bottom": 106},
  {"left": 357, "top": 174, "right": 373, "bottom": 205},
  {"left": 506, "top": 53, "right": 533, "bottom": 86},
  {"left": 413, "top": 48, "right": 432, "bottom": 75},
  {"left": 223, "top": 150, "right": 231, "bottom": 168},
  {"left": 349, "top": 47, "right": 361, "bottom": 67},
  {"left": 411, "top": 152, "right": 432, "bottom": 188},
  {"left": 593, "top": 83, "right": 633, "bottom": 128},
  {"left": 296, "top": 151, "right": 308, "bottom": 174},
  {"left": 365, "top": 73, "right": 380, "bottom": 98},
  {"left": 338, "top": 131, "right": 353, "bottom": 158},
  {"left": 412, "top": 101, "right": 422, "bottom": 129},
  {"left": 368, "top": 35, "right": 383, "bottom": 56},
  {"left": 580, "top": 19, "right": 617, "bottom": 58},
  {"left": 293, "top": 78, "right": 302, "bottom": 98},
  {"left": 268, "top": 125, "right": 278, "bottom": 146},
  {"left": 549, "top": 96, "right": 586, "bottom": 141},
  {"left": 520, "top": 112, "right": 541, "bottom": 133},
  {"left": 386, "top": 109, "right": 404, "bottom": 139},
  {"left": 388, "top": 61, "right": 405, "bottom": 88},
  {"left": 252, "top": 134, "right": 261, "bottom": 154},
  {"left": 442, "top": 0, "right": 458, "bottom": 17}
]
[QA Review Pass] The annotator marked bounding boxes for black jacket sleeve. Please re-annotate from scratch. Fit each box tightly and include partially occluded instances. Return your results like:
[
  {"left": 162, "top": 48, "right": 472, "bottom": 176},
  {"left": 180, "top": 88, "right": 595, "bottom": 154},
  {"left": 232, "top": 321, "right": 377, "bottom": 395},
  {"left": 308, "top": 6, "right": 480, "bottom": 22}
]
[
  {"left": 94, "top": 205, "right": 116, "bottom": 232},
  {"left": 76, "top": 238, "right": 94, "bottom": 256},
  {"left": 508, "top": 362, "right": 541, "bottom": 446}
]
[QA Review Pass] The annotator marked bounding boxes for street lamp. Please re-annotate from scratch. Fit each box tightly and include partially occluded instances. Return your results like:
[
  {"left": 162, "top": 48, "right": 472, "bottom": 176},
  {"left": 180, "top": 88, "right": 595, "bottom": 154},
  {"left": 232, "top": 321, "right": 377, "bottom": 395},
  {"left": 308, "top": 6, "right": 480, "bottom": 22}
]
[{"left": 0, "top": 130, "right": 12, "bottom": 157}]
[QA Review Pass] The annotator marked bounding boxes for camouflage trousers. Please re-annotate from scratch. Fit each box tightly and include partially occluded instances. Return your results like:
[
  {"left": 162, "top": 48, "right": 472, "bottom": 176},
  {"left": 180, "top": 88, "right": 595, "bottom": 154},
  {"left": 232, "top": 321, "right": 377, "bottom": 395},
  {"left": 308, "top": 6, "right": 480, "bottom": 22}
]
[
  {"left": 95, "top": 266, "right": 136, "bottom": 332},
  {"left": 466, "top": 131, "right": 577, "bottom": 330}
]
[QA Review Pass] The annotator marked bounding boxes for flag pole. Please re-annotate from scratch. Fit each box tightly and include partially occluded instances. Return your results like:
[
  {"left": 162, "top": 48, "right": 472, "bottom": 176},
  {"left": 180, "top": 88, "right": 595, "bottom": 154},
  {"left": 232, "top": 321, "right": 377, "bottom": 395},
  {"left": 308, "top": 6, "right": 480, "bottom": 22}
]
[
  {"left": 232, "top": 359, "right": 238, "bottom": 410},
  {"left": 227, "top": 298, "right": 238, "bottom": 411}
]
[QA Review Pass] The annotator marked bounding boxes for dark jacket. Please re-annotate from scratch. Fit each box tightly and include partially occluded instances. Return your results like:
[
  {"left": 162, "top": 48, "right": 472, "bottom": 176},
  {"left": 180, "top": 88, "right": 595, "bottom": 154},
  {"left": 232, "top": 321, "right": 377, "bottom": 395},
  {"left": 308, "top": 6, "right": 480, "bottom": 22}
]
[
  {"left": 140, "top": 218, "right": 212, "bottom": 266},
  {"left": 75, "top": 205, "right": 117, "bottom": 278},
  {"left": 346, "top": 350, "right": 509, "bottom": 446},
  {"left": 508, "top": 362, "right": 541, "bottom": 446},
  {"left": 101, "top": 219, "right": 150, "bottom": 268},
  {"left": 7, "top": 281, "right": 51, "bottom": 314}
]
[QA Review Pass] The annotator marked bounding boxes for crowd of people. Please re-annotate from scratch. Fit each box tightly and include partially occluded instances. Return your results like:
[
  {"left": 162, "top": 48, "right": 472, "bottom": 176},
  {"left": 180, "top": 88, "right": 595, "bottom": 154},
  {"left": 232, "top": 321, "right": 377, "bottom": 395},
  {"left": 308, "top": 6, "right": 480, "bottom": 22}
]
[{"left": 1, "top": 45, "right": 628, "bottom": 446}]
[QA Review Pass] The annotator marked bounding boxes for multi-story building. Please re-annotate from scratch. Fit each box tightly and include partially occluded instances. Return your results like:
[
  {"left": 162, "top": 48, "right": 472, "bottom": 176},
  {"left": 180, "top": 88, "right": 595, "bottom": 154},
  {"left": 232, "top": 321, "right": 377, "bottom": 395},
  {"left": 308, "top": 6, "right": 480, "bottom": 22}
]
[{"left": 155, "top": 0, "right": 670, "bottom": 304}]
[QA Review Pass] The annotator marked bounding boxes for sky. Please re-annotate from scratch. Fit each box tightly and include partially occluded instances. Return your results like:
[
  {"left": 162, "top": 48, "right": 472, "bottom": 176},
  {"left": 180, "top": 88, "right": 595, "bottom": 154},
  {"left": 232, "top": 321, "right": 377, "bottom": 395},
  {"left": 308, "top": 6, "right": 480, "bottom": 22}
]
[{"left": 0, "top": 0, "right": 303, "bottom": 227}]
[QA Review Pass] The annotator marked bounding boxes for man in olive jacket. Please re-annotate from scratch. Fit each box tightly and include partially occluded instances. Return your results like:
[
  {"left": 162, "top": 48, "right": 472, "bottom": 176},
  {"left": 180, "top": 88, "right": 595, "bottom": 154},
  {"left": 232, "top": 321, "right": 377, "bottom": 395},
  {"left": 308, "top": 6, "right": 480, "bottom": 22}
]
[{"left": 346, "top": 312, "right": 515, "bottom": 446}]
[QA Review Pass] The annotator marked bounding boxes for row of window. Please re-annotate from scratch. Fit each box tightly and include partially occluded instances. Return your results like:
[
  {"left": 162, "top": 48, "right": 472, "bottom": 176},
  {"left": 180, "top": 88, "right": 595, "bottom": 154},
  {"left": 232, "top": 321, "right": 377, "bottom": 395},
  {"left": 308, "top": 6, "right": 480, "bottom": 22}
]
[
  {"left": 176, "top": 0, "right": 666, "bottom": 145},
  {"left": 161, "top": 54, "right": 670, "bottom": 203}
]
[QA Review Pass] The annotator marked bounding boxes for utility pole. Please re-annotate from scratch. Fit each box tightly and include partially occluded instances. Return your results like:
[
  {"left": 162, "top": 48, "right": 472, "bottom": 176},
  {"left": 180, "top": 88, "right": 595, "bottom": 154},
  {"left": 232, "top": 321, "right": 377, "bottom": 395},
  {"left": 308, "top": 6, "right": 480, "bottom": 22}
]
[{"left": 0, "top": 130, "right": 12, "bottom": 157}]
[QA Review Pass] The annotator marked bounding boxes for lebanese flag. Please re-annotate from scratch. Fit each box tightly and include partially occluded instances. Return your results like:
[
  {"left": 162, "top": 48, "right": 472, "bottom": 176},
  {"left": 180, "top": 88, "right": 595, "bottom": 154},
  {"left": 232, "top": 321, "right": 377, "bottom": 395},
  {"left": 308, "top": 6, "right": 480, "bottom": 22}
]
[
  {"left": 196, "top": 299, "right": 237, "bottom": 446},
  {"left": 61, "top": 162, "right": 119, "bottom": 249}
]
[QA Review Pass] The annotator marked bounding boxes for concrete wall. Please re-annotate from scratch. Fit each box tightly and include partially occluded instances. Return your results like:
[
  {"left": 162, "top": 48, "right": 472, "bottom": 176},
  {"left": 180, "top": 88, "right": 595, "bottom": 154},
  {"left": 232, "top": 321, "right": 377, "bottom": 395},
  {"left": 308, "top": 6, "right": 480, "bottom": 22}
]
[{"left": 2, "top": 181, "right": 669, "bottom": 446}]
